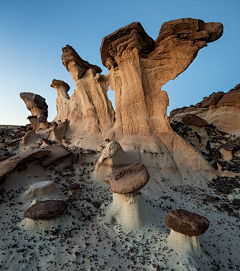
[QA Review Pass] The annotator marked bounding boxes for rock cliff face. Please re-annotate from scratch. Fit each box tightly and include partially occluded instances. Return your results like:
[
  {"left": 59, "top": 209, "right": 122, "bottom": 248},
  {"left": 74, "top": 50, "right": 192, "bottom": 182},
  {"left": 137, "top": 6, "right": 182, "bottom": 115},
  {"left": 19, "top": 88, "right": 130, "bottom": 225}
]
[
  {"left": 171, "top": 84, "right": 240, "bottom": 135},
  {"left": 52, "top": 18, "right": 223, "bottom": 182}
]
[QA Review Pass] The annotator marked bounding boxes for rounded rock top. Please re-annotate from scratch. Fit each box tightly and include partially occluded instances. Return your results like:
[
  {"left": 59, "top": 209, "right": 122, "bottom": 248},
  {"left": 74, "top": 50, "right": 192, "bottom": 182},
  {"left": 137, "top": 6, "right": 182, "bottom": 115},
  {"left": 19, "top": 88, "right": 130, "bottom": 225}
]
[
  {"left": 104, "top": 163, "right": 150, "bottom": 194},
  {"left": 24, "top": 200, "right": 68, "bottom": 220},
  {"left": 165, "top": 209, "right": 210, "bottom": 236}
]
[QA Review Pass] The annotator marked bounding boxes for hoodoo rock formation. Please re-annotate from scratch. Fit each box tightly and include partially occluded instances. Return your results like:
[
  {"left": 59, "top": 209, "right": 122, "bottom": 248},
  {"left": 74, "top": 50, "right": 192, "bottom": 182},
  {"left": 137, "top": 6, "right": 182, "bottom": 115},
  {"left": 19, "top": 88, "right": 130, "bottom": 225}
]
[
  {"left": 20, "top": 92, "right": 49, "bottom": 131},
  {"left": 51, "top": 18, "right": 223, "bottom": 183}
]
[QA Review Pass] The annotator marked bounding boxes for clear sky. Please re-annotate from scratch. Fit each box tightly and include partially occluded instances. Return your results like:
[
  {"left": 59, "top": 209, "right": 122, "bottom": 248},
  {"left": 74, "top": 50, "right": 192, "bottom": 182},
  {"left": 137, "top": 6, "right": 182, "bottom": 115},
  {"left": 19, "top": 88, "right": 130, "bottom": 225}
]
[{"left": 0, "top": 0, "right": 239, "bottom": 125}]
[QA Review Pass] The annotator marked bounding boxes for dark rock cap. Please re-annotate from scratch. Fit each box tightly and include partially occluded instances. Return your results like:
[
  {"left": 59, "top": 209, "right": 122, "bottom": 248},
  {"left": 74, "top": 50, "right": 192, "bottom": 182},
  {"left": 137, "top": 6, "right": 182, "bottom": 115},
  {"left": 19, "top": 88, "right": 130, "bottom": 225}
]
[
  {"left": 62, "top": 45, "right": 102, "bottom": 76},
  {"left": 100, "top": 22, "right": 155, "bottom": 68},
  {"left": 182, "top": 114, "right": 208, "bottom": 127},
  {"left": 165, "top": 209, "right": 210, "bottom": 236},
  {"left": 156, "top": 18, "right": 223, "bottom": 45},
  {"left": 24, "top": 200, "right": 68, "bottom": 220},
  {"left": 51, "top": 79, "right": 70, "bottom": 92},
  {"left": 104, "top": 163, "right": 150, "bottom": 194}
]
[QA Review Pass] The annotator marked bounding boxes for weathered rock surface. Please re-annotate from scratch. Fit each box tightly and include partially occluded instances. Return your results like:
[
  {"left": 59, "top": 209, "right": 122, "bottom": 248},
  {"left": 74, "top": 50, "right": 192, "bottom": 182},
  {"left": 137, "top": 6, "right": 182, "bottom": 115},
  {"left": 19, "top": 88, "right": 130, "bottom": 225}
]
[
  {"left": 0, "top": 149, "right": 50, "bottom": 177},
  {"left": 104, "top": 163, "right": 150, "bottom": 194},
  {"left": 23, "top": 181, "right": 59, "bottom": 200},
  {"left": 41, "top": 145, "right": 70, "bottom": 167},
  {"left": 24, "top": 200, "right": 68, "bottom": 220},
  {"left": 100, "top": 22, "right": 155, "bottom": 69},
  {"left": 20, "top": 92, "right": 48, "bottom": 127},
  {"left": 52, "top": 18, "right": 222, "bottom": 183},
  {"left": 182, "top": 114, "right": 208, "bottom": 127},
  {"left": 217, "top": 84, "right": 240, "bottom": 107},
  {"left": 165, "top": 209, "right": 210, "bottom": 236},
  {"left": 170, "top": 84, "right": 240, "bottom": 136},
  {"left": 51, "top": 120, "right": 69, "bottom": 143},
  {"left": 51, "top": 79, "right": 70, "bottom": 99},
  {"left": 93, "top": 141, "right": 130, "bottom": 183},
  {"left": 62, "top": 45, "right": 102, "bottom": 81}
]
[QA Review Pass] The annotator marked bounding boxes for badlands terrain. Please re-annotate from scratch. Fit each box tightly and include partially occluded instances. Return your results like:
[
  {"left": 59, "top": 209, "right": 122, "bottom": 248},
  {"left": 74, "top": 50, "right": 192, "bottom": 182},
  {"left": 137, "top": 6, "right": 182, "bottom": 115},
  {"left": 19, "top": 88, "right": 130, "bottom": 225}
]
[{"left": 0, "top": 18, "right": 239, "bottom": 271}]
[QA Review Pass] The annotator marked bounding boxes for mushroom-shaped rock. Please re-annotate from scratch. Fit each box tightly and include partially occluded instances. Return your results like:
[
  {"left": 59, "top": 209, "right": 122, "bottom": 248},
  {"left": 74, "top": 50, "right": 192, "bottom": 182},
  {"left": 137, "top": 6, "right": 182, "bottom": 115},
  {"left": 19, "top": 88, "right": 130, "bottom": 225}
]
[
  {"left": 93, "top": 141, "right": 130, "bottom": 183},
  {"left": 104, "top": 163, "right": 150, "bottom": 194},
  {"left": 23, "top": 181, "right": 59, "bottom": 200},
  {"left": 51, "top": 120, "right": 69, "bottom": 143},
  {"left": 100, "top": 22, "right": 155, "bottom": 68},
  {"left": 165, "top": 209, "right": 210, "bottom": 236},
  {"left": 20, "top": 92, "right": 48, "bottom": 129},
  {"left": 24, "top": 200, "right": 68, "bottom": 220},
  {"left": 103, "top": 163, "right": 150, "bottom": 231},
  {"left": 51, "top": 79, "right": 70, "bottom": 99},
  {"left": 165, "top": 209, "right": 210, "bottom": 258},
  {"left": 0, "top": 149, "right": 51, "bottom": 177},
  {"left": 62, "top": 45, "right": 102, "bottom": 83}
]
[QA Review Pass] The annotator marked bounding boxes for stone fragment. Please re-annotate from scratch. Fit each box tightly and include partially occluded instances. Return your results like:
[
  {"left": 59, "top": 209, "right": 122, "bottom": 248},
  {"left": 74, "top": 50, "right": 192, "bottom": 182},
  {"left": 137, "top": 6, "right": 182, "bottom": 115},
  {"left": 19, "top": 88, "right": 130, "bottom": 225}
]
[
  {"left": 165, "top": 209, "right": 210, "bottom": 236},
  {"left": 24, "top": 200, "right": 68, "bottom": 220},
  {"left": 23, "top": 181, "right": 59, "bottom": 200},
  {"left": 41, "top": 145, "right": 70, "bottom": 167},
  {"left": 232, "top": 199, "right": 240, "bottom": 207},
  {"left": 0, "top": 149, "right": 51, "bottom": 177},
  {"left": 182, "top": 114, "right": 208, "bottom": 127},
  {"left": 104, "top": 163, "right": 150, "bottom": 194},
  {"left": 205, "top": 195, "right": 215, "bottom": 203},
  {"left": 68, "top": 183, "right": 80, "bottom": 190},
  {"left": 221, "top": 142, "right": 234, "bottom": 151}
]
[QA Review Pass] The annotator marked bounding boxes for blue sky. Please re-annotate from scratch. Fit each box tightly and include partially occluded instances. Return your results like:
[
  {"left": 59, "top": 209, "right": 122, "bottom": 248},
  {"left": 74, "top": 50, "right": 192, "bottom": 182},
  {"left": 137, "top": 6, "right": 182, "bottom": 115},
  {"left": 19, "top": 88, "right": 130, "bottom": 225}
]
[{"left": 0, "top": 0, "right": 239, "bottom": 125}]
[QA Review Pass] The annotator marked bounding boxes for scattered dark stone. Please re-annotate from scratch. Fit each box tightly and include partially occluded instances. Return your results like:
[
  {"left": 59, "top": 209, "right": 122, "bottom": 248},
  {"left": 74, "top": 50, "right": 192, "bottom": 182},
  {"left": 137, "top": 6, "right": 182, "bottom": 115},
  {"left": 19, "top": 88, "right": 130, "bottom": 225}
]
[
  {"left": 221, "top": 142, "right": 234, "bottom": 151},
  {"left": 68, "top": 183, "right": 80, "bottom": 190},
  {"left": 216, "top": 187, "right": 223, "bottom": 192},
  {"left": 232, "top": 199, "right": 240, "bottom": 207},
  {"left": 210, "top": 151, "right": 221, "bottom": 159},
  {"left": 221, "top": 203, "right": 233, "bottom": 212},
  {"left": 212, "top": 162, "right": 218, "bottom": 170},
  {"left": 206, "top": 140, "right": 211, "bottom": 151},
  {"left": 92, "top": 202, "right": 101, "bottom": 209},
  {"left": 85, "top": 198, "right": 91, "bottom": 203},
  {"left": 72, "top": 153, "right": 79, "bottom": 164},
  {"left": 0, "top": 188, "right": 5, "bottom": 195},
  {"left": 225, "top": 162, "right": 231, "bottom": 171},
  {"left": 0, "top": 176, "right": 6, "bottom": 184},
  {"left": 205, "top": 195, "right": 215, "bottom": 203},
  {"left": 217, "top": 160, "right": 225, "bottom": 167},
  {"left": 223, "top": 188, "right": 229, "bottom": 194}
]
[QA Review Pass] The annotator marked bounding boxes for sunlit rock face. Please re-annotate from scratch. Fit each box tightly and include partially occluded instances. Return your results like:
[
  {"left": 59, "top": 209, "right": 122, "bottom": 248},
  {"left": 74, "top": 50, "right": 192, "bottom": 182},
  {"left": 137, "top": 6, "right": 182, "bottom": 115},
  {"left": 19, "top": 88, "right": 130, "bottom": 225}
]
[{"left": 53, "top": 18, "right": 223, "bottom": 183}]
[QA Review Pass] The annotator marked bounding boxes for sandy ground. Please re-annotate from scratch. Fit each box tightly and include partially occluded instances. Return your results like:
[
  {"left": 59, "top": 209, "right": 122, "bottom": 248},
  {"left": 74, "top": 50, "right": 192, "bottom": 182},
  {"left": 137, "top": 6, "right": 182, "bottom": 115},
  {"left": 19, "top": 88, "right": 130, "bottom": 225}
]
[{"left": 0, "top": 150, "right": 239, "bottom": 271}]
